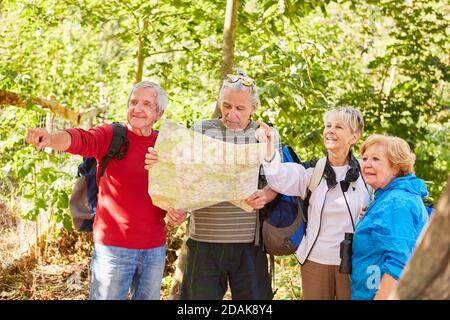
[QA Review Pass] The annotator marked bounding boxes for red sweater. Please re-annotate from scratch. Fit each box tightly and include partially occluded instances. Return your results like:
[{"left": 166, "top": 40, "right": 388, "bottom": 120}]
[{"left": 66, "top": 124, "right": 166, "bottom": 249}]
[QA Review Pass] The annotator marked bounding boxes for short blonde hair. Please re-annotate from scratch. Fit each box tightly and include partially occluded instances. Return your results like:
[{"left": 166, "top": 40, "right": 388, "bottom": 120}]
[
  {"left": 323, "top": 106, "right": 364, "bottom": 136},
  {"left": 361, "top": 134, "right": 416, "bottom": 176}
]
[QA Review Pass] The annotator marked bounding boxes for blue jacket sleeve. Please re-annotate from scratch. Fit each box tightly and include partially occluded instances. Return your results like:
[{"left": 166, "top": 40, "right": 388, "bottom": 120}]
[
  {"left": 380, "top": 243, "right": 413, "bottom": 280},
  {"left": 376, "top": 197, "right": 424, "bottom": 280}
]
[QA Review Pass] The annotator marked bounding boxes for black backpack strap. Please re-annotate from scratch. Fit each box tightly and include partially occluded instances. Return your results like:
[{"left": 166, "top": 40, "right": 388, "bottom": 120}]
[
  {"left": 286, "top": 145, "right": 301, "bottom": 164},
  {"left": 299, "top": 159, "right": 319, "bottom": 229},
  {"left": 99, "top": 122, "right": 129, "bottom": 180}
]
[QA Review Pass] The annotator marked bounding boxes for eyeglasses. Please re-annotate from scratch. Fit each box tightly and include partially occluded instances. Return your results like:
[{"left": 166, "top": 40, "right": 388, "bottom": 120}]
[{"left": 226, "top": 74, "right": 255, "bottom": 86}]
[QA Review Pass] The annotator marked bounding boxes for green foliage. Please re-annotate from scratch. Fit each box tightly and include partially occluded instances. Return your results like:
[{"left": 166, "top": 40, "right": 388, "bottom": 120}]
[
  {"left": 0, "top": 108, "right": 74, "bottom": 228},
  {"left": 338, "top": 0, "right": 449, "bottom": 199},
  {"left": 0, "top": 0, "right": 448, "bottom": 230},
  {"left": 235, "top": 0, "right": 449, "bottom": 199}
]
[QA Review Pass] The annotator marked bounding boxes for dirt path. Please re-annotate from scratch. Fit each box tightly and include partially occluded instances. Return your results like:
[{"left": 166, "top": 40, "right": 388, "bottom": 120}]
[
  {"left": 0, "top": 229, "right": 92, "bottom": 300},
  {"left": 1, "top": 204, "right": 301, "bottom": 300},
  {"left": 0, "top": 197, "right": 180, "bottom": 300}
]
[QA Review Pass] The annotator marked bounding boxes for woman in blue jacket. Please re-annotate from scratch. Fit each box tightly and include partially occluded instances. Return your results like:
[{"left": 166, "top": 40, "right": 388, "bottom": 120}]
[{"left": 351, "top": 134, "right": 429, "bottom": 300}]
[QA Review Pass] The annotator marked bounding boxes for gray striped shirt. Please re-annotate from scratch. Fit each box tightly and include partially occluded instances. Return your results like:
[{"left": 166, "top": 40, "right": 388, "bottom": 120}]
[{"left": 189, "top": 119, "right": 282, "bottom": 243}]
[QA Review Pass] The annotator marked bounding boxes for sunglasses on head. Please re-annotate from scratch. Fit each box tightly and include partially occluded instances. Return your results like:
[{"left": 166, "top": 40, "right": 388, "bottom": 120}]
[{"left": 226, "top": 74, "right": 255, "bottom": 86}]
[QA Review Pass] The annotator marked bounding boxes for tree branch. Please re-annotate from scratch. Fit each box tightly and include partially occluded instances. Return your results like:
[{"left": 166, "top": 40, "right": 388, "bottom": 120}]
[
  {"left": 0, "top": 90, "right": 100, "bottom": 125},
  {"left": 213, "top": 0, "right": 239, "bottom": 118}
]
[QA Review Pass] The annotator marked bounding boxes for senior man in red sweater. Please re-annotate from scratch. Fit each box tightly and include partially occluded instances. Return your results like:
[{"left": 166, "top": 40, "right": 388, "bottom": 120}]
[{"left": 26, "top": 81, "right": 181, "bottom": 300}]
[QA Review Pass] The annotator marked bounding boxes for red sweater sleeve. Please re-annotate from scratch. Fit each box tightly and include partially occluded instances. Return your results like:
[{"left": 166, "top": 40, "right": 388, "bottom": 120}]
[{"left": 65, "top": 124, "right": 113, "bottom": 159}]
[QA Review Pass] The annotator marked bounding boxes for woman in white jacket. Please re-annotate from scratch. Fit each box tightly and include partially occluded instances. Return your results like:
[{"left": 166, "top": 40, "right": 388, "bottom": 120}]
[{"left": 257, "top": 107, "right": 371, "bottom": 300}]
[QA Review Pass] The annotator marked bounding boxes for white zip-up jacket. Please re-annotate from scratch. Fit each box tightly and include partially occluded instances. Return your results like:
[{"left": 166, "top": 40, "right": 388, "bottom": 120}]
[{"left": 263, "top": 150, "right": 372, "bottom": 265}]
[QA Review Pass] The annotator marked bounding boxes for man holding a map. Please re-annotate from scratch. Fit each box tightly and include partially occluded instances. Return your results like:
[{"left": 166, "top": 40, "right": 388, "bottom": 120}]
[{"left": 145, "top": 70, "right": 281, "bottom": 300}]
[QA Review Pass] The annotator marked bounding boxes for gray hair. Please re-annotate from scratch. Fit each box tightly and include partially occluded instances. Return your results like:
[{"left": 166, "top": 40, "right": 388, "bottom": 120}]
[
  {"left": 127, "top": 80, "right": 168, "bottom": 112},
  {"left": 323, "top": 106, "right": 364, "bottom": 136},
  {"left": 218, "top": 69, "right": 260, "bottom": 109}
]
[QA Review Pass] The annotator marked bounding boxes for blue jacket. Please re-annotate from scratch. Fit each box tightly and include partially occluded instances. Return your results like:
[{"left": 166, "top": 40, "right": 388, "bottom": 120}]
[{"left": 351, "top": 174, "right": 429, "bottom": 300}]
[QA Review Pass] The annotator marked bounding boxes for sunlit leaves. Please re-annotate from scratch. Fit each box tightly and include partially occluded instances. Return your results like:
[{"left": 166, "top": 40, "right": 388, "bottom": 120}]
[{"left": 0, "top": 0, "right": 448, "bottom": 227}]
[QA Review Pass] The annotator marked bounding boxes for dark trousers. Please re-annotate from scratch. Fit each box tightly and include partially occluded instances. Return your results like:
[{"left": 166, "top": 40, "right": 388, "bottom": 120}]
[{"left": 180, "top": 238, "right": 273, "bottom": 300}]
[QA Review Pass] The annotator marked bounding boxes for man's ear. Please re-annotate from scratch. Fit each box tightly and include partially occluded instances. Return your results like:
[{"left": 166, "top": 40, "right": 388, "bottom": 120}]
[
  {"left": 250, "top": 104, "right": 257, "bottom": 117},
  {"left": 157, "top": 110, "right": 165, "bottom": 121}
]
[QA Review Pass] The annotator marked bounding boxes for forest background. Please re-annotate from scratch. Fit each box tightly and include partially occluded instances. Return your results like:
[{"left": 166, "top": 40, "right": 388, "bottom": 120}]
[{"left": 0, "top": 0, "right": 448, "bottom": 299}]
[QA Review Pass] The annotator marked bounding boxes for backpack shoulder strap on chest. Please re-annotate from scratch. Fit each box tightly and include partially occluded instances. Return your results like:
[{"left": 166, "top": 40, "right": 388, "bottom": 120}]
[
  {"left": 99, "top": 122, "right": 129, "bottom": 179},
  {"left": 308, "top": 157, "right": 327, "bottom": 194}
]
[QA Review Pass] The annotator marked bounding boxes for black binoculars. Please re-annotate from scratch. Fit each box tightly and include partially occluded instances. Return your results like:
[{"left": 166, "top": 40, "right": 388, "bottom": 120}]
[{"left": 339, "top": 232, "right": 353, "bottom": 274}]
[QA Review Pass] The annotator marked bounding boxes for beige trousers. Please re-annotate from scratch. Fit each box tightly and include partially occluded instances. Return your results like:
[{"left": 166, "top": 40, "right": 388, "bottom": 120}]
[{"left": 300, "top": 259, "right": 351, "bottom": 300}]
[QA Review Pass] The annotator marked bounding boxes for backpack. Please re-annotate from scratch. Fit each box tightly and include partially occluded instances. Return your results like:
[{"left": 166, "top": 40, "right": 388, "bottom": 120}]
[
  {"left": 69, "top": 122, "right": 129, "bottom": 232},
  {"left": 423, "top": 198, "right": 435, "bottom": 216},
  {"left": 261, "top": 145, "right": 308, "bottom": 256}
]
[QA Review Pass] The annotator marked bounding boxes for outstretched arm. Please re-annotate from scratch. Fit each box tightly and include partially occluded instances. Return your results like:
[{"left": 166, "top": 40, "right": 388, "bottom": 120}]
[
  {"left": 263, "top": 153, "right": 309, "bottom": 198},
  {"left": 26, "top": 128, "right": 71, "bottom": 151},
  {"left": 255, "top": 122, "right": 310, "bottom": 198}
]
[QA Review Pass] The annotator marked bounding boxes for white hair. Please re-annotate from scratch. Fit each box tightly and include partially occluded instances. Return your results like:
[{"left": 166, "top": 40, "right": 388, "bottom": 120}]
[
  {"left": 127, "top": 80, "right": 168, "bottom": 112},
  {"left": 218, "top": 69, "right": 260, "bottom": 109},
  {"left": 323, "top": 106, "right": 364, "bottom": 136}
]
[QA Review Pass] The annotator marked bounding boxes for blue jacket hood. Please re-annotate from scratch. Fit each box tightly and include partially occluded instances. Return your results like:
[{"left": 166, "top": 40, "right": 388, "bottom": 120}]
[{"left": 383, "top": 174, "right": 428, "bottom": 199}]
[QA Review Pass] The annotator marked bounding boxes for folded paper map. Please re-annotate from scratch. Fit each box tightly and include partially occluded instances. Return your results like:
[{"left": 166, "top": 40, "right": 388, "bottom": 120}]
[{"left": 148, "top": 120, "right": 267, "bottom": 212}]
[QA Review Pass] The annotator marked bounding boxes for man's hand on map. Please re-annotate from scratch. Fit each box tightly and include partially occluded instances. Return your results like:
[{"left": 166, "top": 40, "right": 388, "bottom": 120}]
[
  {"left": 144, "top": 147, "right": 159, "bottom": 170},
  {"left": 147, "top": 120, "right": 269, "bottom": 212},
  {"left": 262, "top": 185, "right": 278, "bottom": 203},
  {"left": 166, "top": 208, "right": 187, "bottom": 226},
  {"left": 255, "top": 121, "right": 275, "bottom": 161},
  {"left": 245, "top": 190, "right": 267, "bottom": 210}
]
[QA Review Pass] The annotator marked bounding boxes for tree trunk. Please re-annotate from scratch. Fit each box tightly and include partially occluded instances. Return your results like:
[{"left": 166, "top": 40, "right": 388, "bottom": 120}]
[
  {"left": 134, "top": 18, "right": 149, "bottom": 84},
  {"left": 212, "top": 0, "right": 238, "bottom": 118},
  {"left": 170, "top": 0, "right": 239, "bottom": 299},
  {"left": 169, "top": 233, "right": 189, "bottom": 300},
  {"left": 385, "top": 57, "right": 397, "bottom": 96},
  {"left": 390, "top": 175, "right": 450, "bottom": 299}
]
